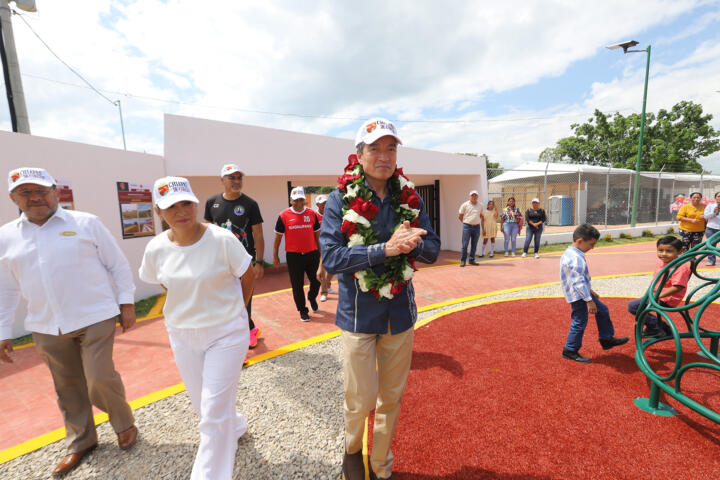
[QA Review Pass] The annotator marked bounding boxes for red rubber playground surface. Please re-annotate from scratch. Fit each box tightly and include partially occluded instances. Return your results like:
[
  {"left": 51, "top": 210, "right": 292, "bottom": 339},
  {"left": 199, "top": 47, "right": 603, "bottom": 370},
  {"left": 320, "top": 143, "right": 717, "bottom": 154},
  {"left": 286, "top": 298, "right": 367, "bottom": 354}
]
[
  {"left": 386, "top": 297, "right": 720, "bottom": 479},
  {"left": 2, "top": 241, "right": 715, "bottom": 468}
]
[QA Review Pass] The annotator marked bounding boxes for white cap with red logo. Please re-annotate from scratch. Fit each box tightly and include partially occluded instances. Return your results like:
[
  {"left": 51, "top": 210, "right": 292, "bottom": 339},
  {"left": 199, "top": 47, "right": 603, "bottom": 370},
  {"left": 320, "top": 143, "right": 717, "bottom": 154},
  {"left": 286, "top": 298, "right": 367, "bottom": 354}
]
[
  {"left": 290, "top": 186, "right": 306, "bottom": 200},
  {"left": 354, "top": 117, "right": 403, "bottom": 149},
  {"left": 153, "top": 176, "right": 199, "bottom": 209},
  {"left": 8, "top": 167, "right": 55, "bottom": 192},
  {"left": 220, "top": 164, "right": 243, "bottom": 177},
  {"left": 315, "top": 194, "right": 328, "bottom": 204}
]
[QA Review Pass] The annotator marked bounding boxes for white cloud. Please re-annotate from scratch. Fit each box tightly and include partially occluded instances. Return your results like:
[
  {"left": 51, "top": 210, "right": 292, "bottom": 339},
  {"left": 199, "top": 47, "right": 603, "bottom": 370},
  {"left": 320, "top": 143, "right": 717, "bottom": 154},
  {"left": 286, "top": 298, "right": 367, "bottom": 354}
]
[{"left": 0, "top": 0, "right": 717, "bottom": 171}]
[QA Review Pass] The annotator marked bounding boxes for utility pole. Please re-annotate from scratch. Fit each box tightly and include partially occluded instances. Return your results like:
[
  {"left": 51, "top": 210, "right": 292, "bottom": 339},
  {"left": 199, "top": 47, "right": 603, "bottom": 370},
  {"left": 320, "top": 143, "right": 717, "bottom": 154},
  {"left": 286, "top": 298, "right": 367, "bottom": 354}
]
[{"left": 0, "top": 0, "right": 31, "bottom": 133}]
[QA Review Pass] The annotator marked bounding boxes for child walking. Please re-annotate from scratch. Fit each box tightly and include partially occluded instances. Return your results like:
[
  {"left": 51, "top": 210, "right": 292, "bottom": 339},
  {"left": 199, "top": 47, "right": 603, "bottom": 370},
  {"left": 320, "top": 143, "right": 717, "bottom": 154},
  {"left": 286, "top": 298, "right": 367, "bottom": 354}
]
[
  {"left": 560, "top": 224, "right": 629, "bottom": 363},
  {"left": 627, "top": 236, "right": 690, "bottom": 337}
]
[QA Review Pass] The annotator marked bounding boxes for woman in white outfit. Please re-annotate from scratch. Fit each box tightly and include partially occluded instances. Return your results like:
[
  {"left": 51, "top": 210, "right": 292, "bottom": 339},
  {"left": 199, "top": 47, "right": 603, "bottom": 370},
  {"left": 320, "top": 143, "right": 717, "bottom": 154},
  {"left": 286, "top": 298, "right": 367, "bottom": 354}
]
[{"left": 139, "top": 177, "right": 254, "bottom": 480}]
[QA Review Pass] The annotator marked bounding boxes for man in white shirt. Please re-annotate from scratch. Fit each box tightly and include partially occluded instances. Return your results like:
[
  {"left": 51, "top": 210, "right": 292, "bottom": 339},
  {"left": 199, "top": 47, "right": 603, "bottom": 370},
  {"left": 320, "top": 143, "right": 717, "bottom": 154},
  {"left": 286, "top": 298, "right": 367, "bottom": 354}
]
[
  {"left": 0, "top": 168, "right": 138, "bottom": 476},
  {"left": 458, "top": 190, "right": 483, "bottom": 266}
]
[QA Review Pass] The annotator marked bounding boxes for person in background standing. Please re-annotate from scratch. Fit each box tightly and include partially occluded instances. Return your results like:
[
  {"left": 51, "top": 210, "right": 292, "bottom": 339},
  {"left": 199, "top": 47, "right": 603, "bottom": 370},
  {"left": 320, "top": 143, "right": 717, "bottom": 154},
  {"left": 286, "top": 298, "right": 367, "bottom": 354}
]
[
  {"left": 273, "top": 186, "right": 322, "bottom": 322},
  {"left": 204, "top": 164, "right": 264, "bottom": 351},
  {"left": 523, "top": 198, "right": 547, "bottom": 259},
  {"left": 315, "top": 194, "right": 335, "bottom": 301},
  {"left": 500, "top": 197, "right": 522, "bottom": 257},
  {"left": 480, "top": 200, "right": 499, "bottom": 258},
  {"left": 457, "top": 190, "right": 483, "bottom": 267},
  {"left": 676, "top": 192, "right": 706, "bottom": 251},
  {"left": 703, "top": 191, "right": 720, "bottom": 266}
]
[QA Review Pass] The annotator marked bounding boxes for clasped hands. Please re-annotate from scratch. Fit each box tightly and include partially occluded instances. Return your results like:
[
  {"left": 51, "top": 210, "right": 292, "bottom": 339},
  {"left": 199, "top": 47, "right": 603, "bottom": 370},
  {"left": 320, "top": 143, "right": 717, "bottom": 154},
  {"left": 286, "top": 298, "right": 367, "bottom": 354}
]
[{"left": 385, "top": 221, "right": 427, "bottom": 257}]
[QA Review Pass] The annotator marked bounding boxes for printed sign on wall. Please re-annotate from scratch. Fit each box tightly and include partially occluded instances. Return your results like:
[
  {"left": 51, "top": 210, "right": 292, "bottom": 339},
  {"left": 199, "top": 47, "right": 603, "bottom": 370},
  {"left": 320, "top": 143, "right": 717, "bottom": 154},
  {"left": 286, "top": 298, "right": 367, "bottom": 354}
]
[
  {"left": 117, "top": 182, "right": 155, "bottom": 239},
  {"left": 55, "top": 179, "right": 75, "bottom": 210}
]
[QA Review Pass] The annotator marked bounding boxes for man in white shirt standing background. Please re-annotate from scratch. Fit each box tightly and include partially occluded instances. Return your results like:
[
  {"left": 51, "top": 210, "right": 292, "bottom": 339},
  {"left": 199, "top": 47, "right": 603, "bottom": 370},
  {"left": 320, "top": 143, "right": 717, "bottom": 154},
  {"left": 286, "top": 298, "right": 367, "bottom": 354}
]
[
  {"left": 457, "top": 190, "right": 483, "bottom": 267},
  {"left": 0, "top": 168, "right": 139, "bottom": 476}
]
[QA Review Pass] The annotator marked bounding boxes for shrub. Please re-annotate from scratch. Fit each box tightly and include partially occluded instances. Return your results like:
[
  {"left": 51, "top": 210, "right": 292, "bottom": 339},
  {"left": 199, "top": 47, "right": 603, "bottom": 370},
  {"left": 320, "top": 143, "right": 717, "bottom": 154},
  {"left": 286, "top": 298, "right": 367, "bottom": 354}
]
[
  {"left": 667, "top": 226, "right": 675, "bottom": 234},
  {"left": 604, "top": 234, "right": 613, "bottom": 242},
  {"left": 642, "top": 230, "right": 653, "bottom": 237},
  {"left": 620, "top": 233, "right": 633, "bottom": 239}
]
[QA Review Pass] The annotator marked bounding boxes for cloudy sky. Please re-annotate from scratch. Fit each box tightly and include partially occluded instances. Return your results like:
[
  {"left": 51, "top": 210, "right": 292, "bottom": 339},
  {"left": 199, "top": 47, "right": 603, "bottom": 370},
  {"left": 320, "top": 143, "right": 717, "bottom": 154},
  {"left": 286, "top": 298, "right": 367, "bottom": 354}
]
[{"left": 2, "top": 0, "right": 720, "bottom": 171}]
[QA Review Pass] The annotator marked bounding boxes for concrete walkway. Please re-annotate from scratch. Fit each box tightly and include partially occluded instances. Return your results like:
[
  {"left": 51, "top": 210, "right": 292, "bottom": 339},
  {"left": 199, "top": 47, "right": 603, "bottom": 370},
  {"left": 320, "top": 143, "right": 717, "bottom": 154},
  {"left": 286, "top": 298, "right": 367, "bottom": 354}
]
[{"left": 0, "top": 242, "right": 660, "bottom": 460}]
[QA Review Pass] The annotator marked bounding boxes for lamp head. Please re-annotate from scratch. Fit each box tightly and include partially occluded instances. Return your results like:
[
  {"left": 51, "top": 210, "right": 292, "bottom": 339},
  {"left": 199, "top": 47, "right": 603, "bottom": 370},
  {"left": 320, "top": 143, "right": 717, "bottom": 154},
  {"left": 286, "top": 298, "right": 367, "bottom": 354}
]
[{"left": 606, "top": 40, "right": 639, "bottom": 53}]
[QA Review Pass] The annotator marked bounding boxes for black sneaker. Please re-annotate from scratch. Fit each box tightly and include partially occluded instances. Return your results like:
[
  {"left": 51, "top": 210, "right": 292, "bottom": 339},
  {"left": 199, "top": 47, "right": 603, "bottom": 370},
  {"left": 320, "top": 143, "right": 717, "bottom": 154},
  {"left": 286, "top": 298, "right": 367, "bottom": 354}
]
[
  {"left": 641, "top": 326, "right": 664, "bottom": 338},
  {"left": 309, "top": 297, "right": 319, "bottom": 312},
  {"left": 300, "top": 311, "right": 311, "bottom": 322},
  {"left": 562, "top": 348, "right": 591, "bottom": 363},
  {"left": 599, "top": 336, "right": 629, "bottom": 350}
]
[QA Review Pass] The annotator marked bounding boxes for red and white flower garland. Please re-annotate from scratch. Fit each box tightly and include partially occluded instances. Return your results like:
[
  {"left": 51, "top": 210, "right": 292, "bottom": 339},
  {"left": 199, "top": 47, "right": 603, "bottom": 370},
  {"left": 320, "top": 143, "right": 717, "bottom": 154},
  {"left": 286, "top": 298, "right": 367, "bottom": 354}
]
[{"left": 338, "top": 154, "right": 420, "bottom": 300}]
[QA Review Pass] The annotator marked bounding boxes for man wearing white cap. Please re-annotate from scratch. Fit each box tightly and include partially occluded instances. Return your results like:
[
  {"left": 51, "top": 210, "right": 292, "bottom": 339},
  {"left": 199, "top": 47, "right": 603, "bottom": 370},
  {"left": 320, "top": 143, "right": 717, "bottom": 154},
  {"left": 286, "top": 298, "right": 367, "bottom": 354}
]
[
  {"left": 273, "top": 186, "right": 322, "bottom": 321},
  {"left": 204, "top": 164, "right": 264, "bottom": 351},
  {"left": 320, "top": 118, "right": 440, "bottom": 480},
  {"left": 315, "top": 194, "right": 335, "bottom": 301},
  {"left": 0, "top": 168, "right": 138, "bottom": 475},
  {"left": 141, "top": 176, "right": 254, "bottom": 479},
  {"left": 458, "top": 190, "right": 483, "bottom": 267}
]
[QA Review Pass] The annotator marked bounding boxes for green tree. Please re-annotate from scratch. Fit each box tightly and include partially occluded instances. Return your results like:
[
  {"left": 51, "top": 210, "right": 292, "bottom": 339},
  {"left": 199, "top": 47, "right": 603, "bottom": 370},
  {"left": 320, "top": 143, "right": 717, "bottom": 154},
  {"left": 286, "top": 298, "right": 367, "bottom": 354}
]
[
  {"left": 549, "top": 101, "right": 719, "bottom": 173},
  {"left": 459, "top": 153, "right": 503, "bottom": 178}
]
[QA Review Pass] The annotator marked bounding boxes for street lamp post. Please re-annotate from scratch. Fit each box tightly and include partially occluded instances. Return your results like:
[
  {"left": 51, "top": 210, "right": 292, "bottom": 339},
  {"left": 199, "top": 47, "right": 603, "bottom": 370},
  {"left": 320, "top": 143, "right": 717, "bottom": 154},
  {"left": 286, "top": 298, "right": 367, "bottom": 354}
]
[
  {"left": 607, "top": 40, "right": 651, "bottom": 227},
  {"left": 0, "top": 0, "right": 35, "bottom": 133}
]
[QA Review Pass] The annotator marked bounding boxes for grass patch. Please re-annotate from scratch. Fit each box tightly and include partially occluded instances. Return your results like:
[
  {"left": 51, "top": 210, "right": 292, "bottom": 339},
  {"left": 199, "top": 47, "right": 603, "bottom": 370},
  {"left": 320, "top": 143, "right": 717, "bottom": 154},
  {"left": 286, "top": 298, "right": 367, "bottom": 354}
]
[
  {"left": 11, "top": 294, "right": 163, "bottom": 347},
  {"left": 529, "top": 232, "right": 667, "bottom": 255}
]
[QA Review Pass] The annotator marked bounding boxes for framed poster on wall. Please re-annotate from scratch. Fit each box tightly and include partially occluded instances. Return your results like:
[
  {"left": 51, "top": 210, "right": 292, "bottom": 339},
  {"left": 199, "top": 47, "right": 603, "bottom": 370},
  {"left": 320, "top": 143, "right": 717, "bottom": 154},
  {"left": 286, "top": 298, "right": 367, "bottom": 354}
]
[
  {"left": 55, "top": 179, "right": 75, "bottom": 210},
  {"left": 116, "top": 182, "right": 155, "bottom": 239}
]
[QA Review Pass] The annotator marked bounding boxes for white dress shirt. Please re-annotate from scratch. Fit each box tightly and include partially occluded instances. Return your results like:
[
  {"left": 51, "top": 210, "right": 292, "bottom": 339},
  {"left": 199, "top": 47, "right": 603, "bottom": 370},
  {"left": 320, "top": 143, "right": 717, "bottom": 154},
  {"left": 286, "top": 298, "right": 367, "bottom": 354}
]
[
  {"left": 704, "top": 202, "right": 720, "bottom": 230},
  {"left": 0, "top": 208, "right": 136, "bottom": 339}
]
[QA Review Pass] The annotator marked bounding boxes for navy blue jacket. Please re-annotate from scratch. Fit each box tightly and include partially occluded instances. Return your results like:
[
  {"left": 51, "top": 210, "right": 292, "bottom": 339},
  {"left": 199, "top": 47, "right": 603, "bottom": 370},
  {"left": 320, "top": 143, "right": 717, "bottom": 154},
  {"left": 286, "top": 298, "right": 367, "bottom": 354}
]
[{"left": 319, "top": 179, "right": 440, "bottom": 334}]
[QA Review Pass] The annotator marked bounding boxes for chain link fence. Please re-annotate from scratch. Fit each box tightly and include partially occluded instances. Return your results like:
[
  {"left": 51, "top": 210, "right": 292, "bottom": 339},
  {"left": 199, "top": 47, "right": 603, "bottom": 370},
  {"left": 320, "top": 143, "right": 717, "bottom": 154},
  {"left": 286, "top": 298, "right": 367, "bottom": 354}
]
[{"left": 487, "top": 167, "right": 720, "bottom": 229}]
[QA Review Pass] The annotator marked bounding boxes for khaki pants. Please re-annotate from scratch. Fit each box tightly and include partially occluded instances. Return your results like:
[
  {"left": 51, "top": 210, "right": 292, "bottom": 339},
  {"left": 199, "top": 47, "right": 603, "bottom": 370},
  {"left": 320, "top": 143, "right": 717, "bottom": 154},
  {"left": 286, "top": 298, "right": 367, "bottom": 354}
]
[
  {"left": 33, "top": 318, "right": 134, "bottom": 453},
  {"left": 341, "top": 327, "right": 414, "bottom": 478}
]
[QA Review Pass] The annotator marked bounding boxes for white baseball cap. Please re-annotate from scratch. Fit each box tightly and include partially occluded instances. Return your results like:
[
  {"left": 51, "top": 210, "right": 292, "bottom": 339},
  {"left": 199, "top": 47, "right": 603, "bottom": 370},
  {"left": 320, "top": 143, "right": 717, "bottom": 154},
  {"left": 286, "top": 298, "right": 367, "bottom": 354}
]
[
  {"left": 153, "top": 176, "right": 199, "bottom": 209},
  {"left": 290, "top": 186, "right": 306, "bottom": 200},
  {"left": 469, "top": 190, "right": 479, "bottom": 196},
  {"left": 315, "top": 194, "right": 328, "bottom": 204},
  {"left": 220, "top": 164, "right": 244, "bottom": 177},
  {"left": 532, "top": 198, "right": 540, "bottom": 203},
  {"left": 8, "top": 167, "right": 56, "bottom": 192},
  {"left": 355, "top": 117, "right": 403, "bottom": 149}
]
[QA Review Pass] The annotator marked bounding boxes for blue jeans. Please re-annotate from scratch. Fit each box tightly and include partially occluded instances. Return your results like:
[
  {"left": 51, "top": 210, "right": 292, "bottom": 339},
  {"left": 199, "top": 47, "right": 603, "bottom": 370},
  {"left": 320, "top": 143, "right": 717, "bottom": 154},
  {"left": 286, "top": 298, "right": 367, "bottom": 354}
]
[
  {"left": 627, "top": 298, "right": 668, "bottom": 330},
  {"left": 461, "top": 223, "right": 481, "bottom": 262},
  {"left": 503, "top": 222, "right": 519, "bottom": 253},
  {"left": 523, "top": 225, "right": 543, "bottom": 254},
  {"left": 706, "top": 227, "right": 720, "bottom": 264},
  {"left": 565, "top": 295, "right": 615, "bottom": 352}
]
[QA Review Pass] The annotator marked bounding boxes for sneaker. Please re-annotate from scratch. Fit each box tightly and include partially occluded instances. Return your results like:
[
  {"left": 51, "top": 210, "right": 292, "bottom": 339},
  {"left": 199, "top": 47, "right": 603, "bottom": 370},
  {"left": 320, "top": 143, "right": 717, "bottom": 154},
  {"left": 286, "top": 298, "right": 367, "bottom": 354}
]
[
  {"left": 479, "top": 254, "right": 484, "bottom": 258},
  {"left": 320, "top": 294, "right": 328, "bottom": 302},
  {"left": 300, "top": 311, "right": 311, "bottom": 322},
  {"left": 511, "top": 252, "right": 516, "bottom": 257},
  {"left": 309, "top": 297, "right": 319, "bottom": 312},
  {"left": 469, "top": 260, "right": 479, "bottom": 266},
  {"left": 599, "top": 336, "right": 630, "bottom": 350},
  {"left": 460, "top": 262, "right": 466, "bottom": 267},
  {"left": 521, "top": 252, "right": 527, "bottom": 258},
  {"left": 562, "top": 348, "right": 591, "bottom": 363},
  {"left": 641, "top": 326, "right": 664, "bottom": 338},
  {"left": 504, "top": 252, "right": 509, "bottom": 257},
  {"left": 248, "top": 327, "right": 260, "bottom": 349},
  {"left": 535, "top": 253, "right": 539, "bottom": 259},
  {"left": 489, "top": 253, "right": 494, "bottom": 258}
]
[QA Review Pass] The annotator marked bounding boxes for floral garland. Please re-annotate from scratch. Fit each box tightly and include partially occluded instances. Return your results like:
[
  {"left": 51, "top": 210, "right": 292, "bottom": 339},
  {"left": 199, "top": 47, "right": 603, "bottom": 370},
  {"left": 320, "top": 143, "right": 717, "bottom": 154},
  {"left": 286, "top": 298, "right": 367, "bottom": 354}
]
[{"left": 338, "top": 154, "right": 420, "bottom": 300}]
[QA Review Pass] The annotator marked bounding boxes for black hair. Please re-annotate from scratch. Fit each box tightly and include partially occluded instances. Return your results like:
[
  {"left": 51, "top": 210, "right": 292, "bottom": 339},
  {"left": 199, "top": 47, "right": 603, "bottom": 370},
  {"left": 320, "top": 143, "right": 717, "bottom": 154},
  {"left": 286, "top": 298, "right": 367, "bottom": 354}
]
[
  {"left": 714, "top": 192, "right": 720, "bottom": 199},
  {"left": 690, "top": 192, "right": 702, "bottom": 198},
  {"left": 656, "top": 235, "right": 683, "bottom": 251},
  {"left": 507, "top": 197, "right": 515, "bottom": 204},
  {"left": 573, "top": 223, "right": 600, "bottom": 242}
]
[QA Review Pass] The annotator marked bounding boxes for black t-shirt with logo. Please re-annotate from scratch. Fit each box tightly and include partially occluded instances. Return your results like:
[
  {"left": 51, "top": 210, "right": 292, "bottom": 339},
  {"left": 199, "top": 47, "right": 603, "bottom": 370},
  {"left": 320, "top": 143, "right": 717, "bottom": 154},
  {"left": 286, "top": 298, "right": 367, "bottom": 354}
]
[{"left": 204, "top": 193, "right": 263, "bottom": 258}]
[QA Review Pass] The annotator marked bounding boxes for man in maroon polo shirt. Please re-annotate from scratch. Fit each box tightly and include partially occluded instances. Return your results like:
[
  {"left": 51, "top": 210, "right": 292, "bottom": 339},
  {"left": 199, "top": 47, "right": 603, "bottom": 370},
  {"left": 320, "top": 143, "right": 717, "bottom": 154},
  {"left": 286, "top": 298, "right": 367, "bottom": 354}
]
[{"left": 273, "top": 186, "right": 322, "bottom": 322}]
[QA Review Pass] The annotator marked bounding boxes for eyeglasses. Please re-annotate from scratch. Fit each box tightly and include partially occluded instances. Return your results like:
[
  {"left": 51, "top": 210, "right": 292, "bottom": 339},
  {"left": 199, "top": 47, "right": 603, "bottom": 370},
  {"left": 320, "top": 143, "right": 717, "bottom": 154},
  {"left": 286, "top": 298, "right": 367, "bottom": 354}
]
[{"left": 12, "top": 187, "right": 53, "bottom": 197}]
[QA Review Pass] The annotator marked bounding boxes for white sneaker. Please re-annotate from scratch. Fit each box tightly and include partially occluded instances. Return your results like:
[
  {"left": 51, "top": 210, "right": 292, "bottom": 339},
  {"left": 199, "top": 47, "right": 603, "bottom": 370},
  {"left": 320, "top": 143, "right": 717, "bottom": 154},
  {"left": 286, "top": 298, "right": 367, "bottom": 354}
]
[
  {"left": 521, "top": 253, "right": 527, "bottom": 258},
  {"left": 511, "top": 252, "right": 516, "bottom": 257},
  {"left": 489, "top": 253, "right": 494, "bottom": 258},
  {"left": 504, "top": 252, "right": 509, "bottom": 257},
  {"left": 320, "top": 294, "right": 328, "bottom": 302},
  {"left": 535, "top": 253, "right": 539, "bottom": 259}
]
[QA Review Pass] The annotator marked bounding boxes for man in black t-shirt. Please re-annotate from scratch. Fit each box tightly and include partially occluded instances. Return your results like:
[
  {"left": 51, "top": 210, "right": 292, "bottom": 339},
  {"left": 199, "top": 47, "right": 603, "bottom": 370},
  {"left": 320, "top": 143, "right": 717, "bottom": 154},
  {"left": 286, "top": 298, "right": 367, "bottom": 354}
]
[{"left": 204, "top": 164, "right": 265, "bottom": 350}]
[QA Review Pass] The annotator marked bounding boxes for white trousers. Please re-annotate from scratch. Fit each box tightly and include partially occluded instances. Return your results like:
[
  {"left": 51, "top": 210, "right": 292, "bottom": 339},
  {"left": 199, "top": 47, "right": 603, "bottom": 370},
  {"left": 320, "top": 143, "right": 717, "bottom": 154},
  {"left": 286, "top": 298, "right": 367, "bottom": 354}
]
[{"left": 167, "top": 320, "right": 249, "bottom": 480}]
